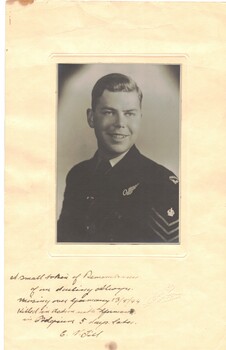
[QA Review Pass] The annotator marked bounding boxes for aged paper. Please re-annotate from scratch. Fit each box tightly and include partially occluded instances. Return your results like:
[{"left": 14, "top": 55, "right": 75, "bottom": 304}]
[{"left": 5, "top": 2, "right": 226, "bottom": 350}]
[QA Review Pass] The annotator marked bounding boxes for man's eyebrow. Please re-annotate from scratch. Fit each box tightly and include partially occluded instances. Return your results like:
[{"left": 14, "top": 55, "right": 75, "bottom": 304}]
[
  {"left": 100, "top": 107, "right": 116, "bottom": 111},
  {"left": 100, "top": 107, "right": 138, "bottom": 112},
  {"left": 123, "top": 109, "right": 138, "bottom": 112}
]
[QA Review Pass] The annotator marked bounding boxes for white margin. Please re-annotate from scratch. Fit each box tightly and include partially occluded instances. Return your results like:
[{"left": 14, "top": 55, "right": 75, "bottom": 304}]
[{"left": 1, "top": 2, "right": 5, "bottom": 350}]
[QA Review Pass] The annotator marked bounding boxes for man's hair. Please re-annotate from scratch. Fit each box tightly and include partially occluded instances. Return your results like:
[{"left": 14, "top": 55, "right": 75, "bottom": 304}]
[{"left": 91, "top": 73, "right": 143, "bottom": 110}]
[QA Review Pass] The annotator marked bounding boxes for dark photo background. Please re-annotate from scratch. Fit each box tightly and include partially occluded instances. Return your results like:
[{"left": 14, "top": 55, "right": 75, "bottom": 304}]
[{"left": 57, "top": 64, "right": 180, "bottom": 217}]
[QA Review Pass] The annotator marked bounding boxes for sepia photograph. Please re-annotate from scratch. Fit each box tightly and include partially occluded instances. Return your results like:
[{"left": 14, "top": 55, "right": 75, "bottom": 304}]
[{"left": 57, "top": 64, "right": 180, "bottom": 244}]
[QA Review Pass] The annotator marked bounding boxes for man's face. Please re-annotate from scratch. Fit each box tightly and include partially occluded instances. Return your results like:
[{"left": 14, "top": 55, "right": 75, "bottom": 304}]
[{"left": 87, "top": 90, "right": 142, "bottom": 158}]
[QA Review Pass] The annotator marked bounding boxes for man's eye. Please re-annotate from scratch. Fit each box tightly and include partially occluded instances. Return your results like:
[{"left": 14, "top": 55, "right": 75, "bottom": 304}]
[
  {"left": 103, "top": 110, "right": 113, "bottom": 116},
  {"left": 125, "top": 112, "right": 135, "bottom": 117}
]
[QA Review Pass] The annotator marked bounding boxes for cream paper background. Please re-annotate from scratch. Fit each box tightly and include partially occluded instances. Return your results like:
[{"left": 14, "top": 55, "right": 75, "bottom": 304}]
[{"left": 5, "top": 2, "right": 226, "bottom": 350}]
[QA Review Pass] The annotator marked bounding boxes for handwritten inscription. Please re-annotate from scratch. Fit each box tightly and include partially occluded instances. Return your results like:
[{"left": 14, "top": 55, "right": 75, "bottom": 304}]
[{"left": 10, "top": 270, "right": 139, "bottom": 338}]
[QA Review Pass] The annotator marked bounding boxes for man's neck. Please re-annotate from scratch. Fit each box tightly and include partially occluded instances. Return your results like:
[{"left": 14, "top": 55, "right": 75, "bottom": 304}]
[{"left": 98, "top": 148, "right": 131, "bottom": 167}]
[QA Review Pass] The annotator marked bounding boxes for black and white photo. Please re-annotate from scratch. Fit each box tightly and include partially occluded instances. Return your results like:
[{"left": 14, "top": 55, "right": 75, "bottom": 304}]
[{"left": 57, "top": 64, "right": 180, "bottom": 244}]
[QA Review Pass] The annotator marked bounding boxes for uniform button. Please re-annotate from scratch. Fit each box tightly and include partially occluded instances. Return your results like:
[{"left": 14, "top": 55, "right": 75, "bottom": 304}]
[
  {"left": 86, "top": 196, "right": 95, "bottom": 200},
  {"left": 86, "top": 223, "right": 95, "bottom": 232},
  {"left": 115, "top": 212, "right": 122, "bottom": 219}
]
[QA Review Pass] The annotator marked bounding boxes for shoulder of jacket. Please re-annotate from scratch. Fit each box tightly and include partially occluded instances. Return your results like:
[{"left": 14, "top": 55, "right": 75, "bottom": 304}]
[
  {"left": 139, "top": 154, "right": 179, "bottom": 186},
  {"left": 66, "top": 158, "right": 93, "bottom": 182}
]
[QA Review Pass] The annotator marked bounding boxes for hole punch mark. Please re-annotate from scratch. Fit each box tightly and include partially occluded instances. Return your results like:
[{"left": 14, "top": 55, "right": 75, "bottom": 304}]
[{"left": 105, "top": 341, "right": 118, "bottom": 350}]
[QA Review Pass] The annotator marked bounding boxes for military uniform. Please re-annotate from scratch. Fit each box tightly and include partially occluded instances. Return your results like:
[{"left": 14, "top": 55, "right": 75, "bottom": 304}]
[{"left": 57, "top": 146, "right": 179, "bottom": 243}]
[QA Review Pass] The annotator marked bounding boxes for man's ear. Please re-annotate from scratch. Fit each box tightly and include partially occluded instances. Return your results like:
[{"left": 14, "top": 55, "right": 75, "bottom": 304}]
[{"left": 87, "top": 108, "right": 94, "bottom": 128}]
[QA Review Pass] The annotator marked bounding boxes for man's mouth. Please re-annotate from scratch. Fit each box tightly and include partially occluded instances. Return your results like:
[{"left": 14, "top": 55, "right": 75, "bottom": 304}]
[{"left": 108, "top": 133, "right": 129, "bottom": 140}]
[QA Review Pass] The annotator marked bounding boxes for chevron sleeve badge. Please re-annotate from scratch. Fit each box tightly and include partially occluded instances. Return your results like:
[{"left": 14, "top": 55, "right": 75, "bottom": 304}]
[{"left": 148, "top": 207, "right": 179, "bottom": 243}]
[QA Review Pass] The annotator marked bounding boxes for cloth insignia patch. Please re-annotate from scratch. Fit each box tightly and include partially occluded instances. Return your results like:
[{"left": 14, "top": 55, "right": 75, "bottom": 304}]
[
  {"left": 169, "top": 175, "right": 179, "bottom": 184},
  {"left": 149, "top": 207, "right": 179, "bottom": 242},
  {"left": 122, "top": 183, "right": 140, "bottom": 196},
  {"left": 167, "top": 208, "right": 175, "bottom": 217}
]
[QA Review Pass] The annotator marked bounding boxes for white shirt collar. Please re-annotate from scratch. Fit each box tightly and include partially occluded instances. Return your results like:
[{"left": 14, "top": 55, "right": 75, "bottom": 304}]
[{"left": 109, "top": 150, "right": 130, "bottom": 167}]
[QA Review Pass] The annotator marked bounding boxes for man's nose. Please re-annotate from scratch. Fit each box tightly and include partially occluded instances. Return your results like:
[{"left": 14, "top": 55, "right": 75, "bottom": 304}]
[{"left": 114, "top": 112, "right": 126, "bottom": 128}]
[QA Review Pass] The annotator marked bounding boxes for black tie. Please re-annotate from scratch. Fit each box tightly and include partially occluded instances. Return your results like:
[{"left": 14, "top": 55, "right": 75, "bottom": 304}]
[{"left": 95, "top": 159, "right": 112, "bottom": 176}]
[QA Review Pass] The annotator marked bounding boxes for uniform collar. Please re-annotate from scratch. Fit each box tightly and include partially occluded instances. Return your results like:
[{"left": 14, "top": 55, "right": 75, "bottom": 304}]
[
  {"left": 94, "top": 146, "right": 139, "bottom": 168},
  {"left": 109, "top": 150, "right": 130, "bottom": 167},
  {"left": 93, "top": 145, "right": 140, "bottom": 169}
]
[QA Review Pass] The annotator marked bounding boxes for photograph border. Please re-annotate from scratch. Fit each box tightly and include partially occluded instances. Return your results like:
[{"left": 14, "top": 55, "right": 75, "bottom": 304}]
[{"left": 50, "top": 54, "right": 187, "bottom": 258}]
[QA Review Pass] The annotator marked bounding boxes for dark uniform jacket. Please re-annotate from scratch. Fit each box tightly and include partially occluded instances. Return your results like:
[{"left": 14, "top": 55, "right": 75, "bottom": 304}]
[{"left": 57, "top": 146, "right": 179, "bottom": 243}]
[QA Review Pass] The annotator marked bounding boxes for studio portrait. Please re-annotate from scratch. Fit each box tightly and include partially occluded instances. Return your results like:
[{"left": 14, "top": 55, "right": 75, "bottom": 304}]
[{"left": 57, "top": 64, "right": 180, "bottom": 244}]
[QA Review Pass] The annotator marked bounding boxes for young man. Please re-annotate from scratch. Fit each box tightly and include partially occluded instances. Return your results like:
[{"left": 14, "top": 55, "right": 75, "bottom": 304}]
[{"left": 57, "top": 73, "right": 179, "bottom": 243}]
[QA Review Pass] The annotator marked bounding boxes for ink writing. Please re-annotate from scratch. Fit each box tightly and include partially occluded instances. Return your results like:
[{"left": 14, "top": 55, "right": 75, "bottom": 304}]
[{"left": 10, "top": 270, "right": 140, "bottom": 338}]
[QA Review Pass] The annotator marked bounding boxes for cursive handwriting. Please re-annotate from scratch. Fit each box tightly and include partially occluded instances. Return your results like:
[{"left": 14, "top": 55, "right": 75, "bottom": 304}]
[{"left": 10, "top": 270, "right": 139, "bottom": 338}]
